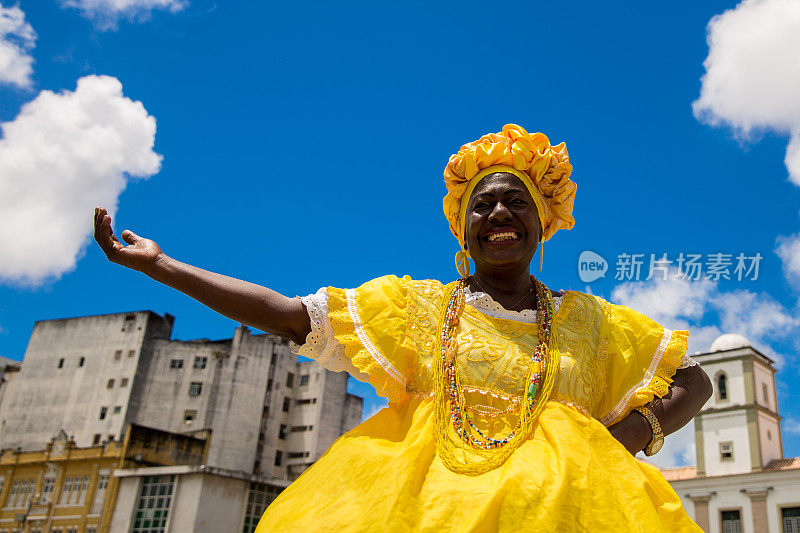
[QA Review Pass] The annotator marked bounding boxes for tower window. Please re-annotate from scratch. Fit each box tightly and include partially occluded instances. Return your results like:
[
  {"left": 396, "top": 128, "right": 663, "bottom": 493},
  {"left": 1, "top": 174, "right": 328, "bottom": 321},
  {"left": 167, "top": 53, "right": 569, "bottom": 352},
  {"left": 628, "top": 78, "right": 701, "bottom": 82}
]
[
  {"left": 762, "top": 383, "right": 769, "bottom": 405},
  {"left": 78, "top": 357, "right": 85, "bottom": 367},
  {"left": 299, "top": 375, "right": 309, "bottom": 386},
  {"left": 716, "top": 372, "right": 728, "bottom": 401},
  {"left": 720, "top": 441, "right": 733, "bottom": 461},
  {"left": 286, "top": 373, "right": 294, "bottom": 388},
  {"left": 189, "top": 382, "right": 203, "bottom": 396},
  {"left": 58, "top": 358, "right": 64, "bottom": 368}
]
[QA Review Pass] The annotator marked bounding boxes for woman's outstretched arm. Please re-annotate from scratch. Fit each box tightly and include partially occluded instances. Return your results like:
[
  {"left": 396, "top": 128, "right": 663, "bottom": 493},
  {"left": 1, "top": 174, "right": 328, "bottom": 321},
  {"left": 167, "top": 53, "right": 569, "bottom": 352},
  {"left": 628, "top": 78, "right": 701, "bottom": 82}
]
[
  {"left": 607, "top": 364, "right": 713, "bottom": 455},
  {"left": 93, "top": 207, "right": 311, "bottom": 344}
]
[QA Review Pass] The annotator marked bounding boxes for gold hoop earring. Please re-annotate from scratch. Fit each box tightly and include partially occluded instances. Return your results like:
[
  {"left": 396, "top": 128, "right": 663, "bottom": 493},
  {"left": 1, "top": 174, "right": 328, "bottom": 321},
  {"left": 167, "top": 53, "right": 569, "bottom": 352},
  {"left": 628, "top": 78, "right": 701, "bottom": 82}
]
[
  {"left": 539, "top": 241, "right": 544, "bottom": 272},
  {"left": 455, "top": 249, "right": 471, "bottom": 278}
]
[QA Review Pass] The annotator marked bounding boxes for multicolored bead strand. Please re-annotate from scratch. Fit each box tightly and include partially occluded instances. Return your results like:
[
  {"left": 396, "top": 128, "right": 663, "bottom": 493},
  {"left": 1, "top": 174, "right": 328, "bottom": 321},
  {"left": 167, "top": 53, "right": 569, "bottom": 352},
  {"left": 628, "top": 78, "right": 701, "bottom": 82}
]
[{"left": 440, "top": 276, "right": 555, "bottom": 451}]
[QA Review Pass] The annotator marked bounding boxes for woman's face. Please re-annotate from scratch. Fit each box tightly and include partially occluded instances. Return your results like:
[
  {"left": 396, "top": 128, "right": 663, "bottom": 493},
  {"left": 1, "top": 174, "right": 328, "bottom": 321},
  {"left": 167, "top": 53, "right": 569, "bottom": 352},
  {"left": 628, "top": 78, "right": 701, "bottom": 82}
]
[{"left": 464, "top": 172, "right": 542, "bottom": 273}]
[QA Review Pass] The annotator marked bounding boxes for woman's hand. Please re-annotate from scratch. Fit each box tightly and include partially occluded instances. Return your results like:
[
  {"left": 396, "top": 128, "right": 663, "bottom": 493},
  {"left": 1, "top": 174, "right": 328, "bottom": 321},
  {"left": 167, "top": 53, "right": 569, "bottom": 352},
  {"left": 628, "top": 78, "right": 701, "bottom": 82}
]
[
  {"left": 91, "top": 207, "right": 311, "bottom": 343},
  {"left": 94, "top": 207, "right": 163, "bottom": 276}
]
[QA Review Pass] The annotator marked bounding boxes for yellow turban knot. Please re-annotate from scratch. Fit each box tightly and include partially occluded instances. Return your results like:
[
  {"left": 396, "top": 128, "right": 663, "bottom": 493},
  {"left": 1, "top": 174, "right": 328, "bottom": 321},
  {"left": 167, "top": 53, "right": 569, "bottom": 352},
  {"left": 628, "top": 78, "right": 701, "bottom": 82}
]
[{"left": 443, "top": 124, "right": 577, "bottom": 251}]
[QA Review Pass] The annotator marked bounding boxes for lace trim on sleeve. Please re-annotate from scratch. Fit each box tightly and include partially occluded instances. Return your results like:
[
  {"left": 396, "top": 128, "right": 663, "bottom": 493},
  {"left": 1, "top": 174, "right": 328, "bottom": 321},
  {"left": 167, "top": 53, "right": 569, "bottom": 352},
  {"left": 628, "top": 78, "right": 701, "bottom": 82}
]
[
  {"left": 290, "top": 288, "right": 366, "bottom": 379},
  {"left": 678, "top": 353, "right": 699, "bottom": 369}
]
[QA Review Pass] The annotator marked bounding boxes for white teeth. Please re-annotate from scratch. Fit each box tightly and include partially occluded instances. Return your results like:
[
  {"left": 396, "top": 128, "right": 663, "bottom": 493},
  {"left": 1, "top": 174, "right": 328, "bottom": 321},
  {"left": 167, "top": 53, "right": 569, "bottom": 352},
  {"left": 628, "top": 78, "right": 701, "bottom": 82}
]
[{"left": 488, "top": 232, "right": 518, "bottom": 242}]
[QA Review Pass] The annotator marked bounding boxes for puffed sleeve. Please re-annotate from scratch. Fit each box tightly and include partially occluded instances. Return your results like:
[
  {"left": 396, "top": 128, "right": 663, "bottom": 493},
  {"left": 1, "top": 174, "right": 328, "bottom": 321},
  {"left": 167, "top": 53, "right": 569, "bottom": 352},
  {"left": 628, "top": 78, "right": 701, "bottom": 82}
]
[
  {"left": 292, "top": 275, "right": 416, "bottom": 404},
  {"left": 596, "top": 303, "right": 689, "bottom": 427}
]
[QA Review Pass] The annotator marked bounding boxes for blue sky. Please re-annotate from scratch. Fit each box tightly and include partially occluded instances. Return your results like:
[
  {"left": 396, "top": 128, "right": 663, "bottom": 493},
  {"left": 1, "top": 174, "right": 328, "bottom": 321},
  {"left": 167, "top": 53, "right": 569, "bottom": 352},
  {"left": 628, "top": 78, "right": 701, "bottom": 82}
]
[{"left": 2, "top": 0, "right": 800, "bottom": 467}]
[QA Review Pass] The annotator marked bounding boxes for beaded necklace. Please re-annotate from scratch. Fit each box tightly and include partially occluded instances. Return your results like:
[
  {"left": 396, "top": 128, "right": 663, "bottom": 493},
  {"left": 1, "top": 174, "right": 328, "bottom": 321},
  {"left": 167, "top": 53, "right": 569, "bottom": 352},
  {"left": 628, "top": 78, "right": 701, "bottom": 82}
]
[{"left": 434, "top": 276, "right": 559, "bottom": 475}]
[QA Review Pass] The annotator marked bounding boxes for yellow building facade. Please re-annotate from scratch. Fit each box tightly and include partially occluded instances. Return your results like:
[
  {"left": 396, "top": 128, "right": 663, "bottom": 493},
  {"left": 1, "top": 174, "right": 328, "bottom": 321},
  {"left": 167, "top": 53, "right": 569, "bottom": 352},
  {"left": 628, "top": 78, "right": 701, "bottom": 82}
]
[{"left": 0, "top": 425, "right": 208, "bottom": 533}]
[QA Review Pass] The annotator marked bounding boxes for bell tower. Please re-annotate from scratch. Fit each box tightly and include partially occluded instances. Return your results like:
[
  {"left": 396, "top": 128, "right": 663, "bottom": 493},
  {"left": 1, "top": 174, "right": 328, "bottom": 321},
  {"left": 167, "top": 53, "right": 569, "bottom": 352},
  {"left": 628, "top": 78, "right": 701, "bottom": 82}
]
[{"left": 691, "top": 334, "right": 783, "bottom": 477}]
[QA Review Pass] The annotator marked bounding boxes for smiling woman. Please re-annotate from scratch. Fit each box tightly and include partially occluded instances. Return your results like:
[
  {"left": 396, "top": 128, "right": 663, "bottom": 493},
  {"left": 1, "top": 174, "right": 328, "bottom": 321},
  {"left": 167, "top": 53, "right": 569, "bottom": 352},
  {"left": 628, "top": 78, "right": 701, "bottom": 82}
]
[{"left": 94, "top": 124, "right": 712, "bottom": 532}]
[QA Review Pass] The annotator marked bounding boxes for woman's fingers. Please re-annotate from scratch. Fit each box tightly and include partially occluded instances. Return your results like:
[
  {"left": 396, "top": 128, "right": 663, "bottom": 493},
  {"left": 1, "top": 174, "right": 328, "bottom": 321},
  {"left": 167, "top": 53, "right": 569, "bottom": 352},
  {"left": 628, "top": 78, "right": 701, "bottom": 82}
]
[
  {"left": 120, "top": 229, "right": 140, "bottom": 245},
  {"left": 93, "top": 208, "right": 124, "bottom": 260}
]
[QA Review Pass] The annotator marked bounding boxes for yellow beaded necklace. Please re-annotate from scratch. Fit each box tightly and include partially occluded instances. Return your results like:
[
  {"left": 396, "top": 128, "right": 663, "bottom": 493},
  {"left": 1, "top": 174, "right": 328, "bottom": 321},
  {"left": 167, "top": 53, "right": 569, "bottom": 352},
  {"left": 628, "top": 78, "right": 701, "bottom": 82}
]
[{"left": 433, "top": 277, "right": 561, "bottom": 475}]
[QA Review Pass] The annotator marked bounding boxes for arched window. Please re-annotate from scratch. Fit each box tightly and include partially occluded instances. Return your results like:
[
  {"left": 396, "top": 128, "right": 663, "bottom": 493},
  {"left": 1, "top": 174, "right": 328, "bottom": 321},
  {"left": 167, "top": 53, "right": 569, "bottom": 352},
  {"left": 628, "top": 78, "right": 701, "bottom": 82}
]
[{"left": 716, "top": 372, "right": 728, "bottom": 401}]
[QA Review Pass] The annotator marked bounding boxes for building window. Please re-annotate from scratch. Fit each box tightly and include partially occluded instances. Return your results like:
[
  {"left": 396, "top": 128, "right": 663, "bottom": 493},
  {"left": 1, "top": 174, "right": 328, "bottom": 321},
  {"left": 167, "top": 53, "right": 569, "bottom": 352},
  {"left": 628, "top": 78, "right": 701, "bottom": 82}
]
[
  {"left": 5, "top": 479, "right": 34, "bottom": 508},
  {"left": 184, "top": 410, "right": 197, "bottom": 424},
  {"left": 108, "top": 434, "right": 115, "bottom": 441},
  {"left": 58, "top": 477, "right": 72, "bottom": 505},
  {"left": 58, "top": 358, "right": 64, "bottom": 368},
  {"left": 782, "top": 507, "right": 800, "bottom": 533},
  {"left": 242, "top": 482, "right": 284, "bottom": 533},
  {"left": 79, "top": 356, "right": 85, "bottom": 367},
  {"left": 716, "top": 372, "right": 728, "bottom": 401},
  {"left": 99, "top": 406, "right": 108, "bottom": 420},
  {"left": 41, "top": 476, "right": 55, "bottom": 502},
  {"left": 721, "top": 509, "right": 742, "bottom": 533},
  {"left": 132, "top": 475, "right": 174, "bottom": 532},
  {"left": 274, "top": 450, "right": 283, "bottom": 466},
  {"left": 287, "top": 451, "right": 310, "bottom": 459},
  {"left": 762, "top": 383, "right": 769, "bottom": 405},
  {"left": 295, "top": 398, "right": 317, "bottom": 405},
  {"left": 58, "top": 475, "right": 89, "bottom": 506},
  {"left": 720, "top": 441, "right": 733, "bottom": 462},
  {"left": 282, "top": 398, "right": 290, "bottom": 412},
  {"left": 267, "top": 378, "right": 273, "bottom": 391},
  {"left": 93, "top": 433, "right": 101, "bottom": 445},
  {"left": 189, "top": 382, "right": 203, "bottom": 396},
  {"left": 107, "top": 379, "right": 115, "bottom": 389},
  {"left": 291, "top": 425, "right": 313, "bottom": 432},
  {"left": 113, "top": 405, "right": 121, "bottom": 414},
  {"left": 123, "top": 314, "right": 136, "bottom": 332},
  {"left": 170, "top": 359, "right": 184, "bottom": 369},
  {"left": 91, "top": 472, "right": 109, "bottom": 514},
  {"left": 128, "top": 349, "right": 136, "bottom": 358},
  {"left": 286, "top": 373, "right": 294, "bottom": 388},
  {"left": 121, "top": 377, "right": 129, "bottom": 387},
  {"left": 299, "top": 375, "right": 309, "bottom": 386},
  {"left": 193, "top": 356, "right": 207, "bottom": 369},
  {"left": 114, "top": 350, "right": 123, "bottom": 360},
  {"left": 279, "top": 424, "right": 287, "bottom": 439}
]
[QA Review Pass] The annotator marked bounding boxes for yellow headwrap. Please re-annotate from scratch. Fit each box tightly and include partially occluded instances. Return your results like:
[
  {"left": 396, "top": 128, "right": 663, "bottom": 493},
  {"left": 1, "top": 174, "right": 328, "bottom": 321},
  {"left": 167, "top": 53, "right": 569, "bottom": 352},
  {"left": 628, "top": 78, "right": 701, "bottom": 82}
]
[{"left": 443, "top": 124, "right": 577, "bottom": 253}]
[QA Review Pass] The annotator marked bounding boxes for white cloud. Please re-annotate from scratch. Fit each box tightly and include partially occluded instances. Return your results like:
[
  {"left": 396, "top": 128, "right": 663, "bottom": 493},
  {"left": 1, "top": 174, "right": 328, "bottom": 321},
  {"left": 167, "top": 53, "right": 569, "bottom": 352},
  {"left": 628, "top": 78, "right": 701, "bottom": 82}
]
[
  {"left": 784, "top": 417, "right": 800, "bottom": 435},
  {"left": 693, "top": 0, "right": 800, "bottom": 185},
  {"left": 777, "top": 233, "right": 800, "bottom": 286},
  {"left": 0, "top": 75, "right": 162, "bottom": 286},
  {"left": 0, "top": 4, "right": 36, "bottom": 88},
  {"left": 611, "top": 272, "right": 798, "bottom": 360},
  {"left": 61, "top": 0, "right": 186, "bottom": 28}
]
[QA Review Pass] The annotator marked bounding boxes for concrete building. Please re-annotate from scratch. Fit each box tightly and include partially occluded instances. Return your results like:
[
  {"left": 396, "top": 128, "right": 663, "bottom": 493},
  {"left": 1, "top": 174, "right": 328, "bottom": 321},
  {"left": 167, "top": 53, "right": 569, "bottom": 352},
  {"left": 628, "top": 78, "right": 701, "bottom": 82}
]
[
  {"left": 661, "top": 334, "right": 800, "bottom": 533},
  {"left": 0, "top": 311, "right": 362, "bottom": 482}
]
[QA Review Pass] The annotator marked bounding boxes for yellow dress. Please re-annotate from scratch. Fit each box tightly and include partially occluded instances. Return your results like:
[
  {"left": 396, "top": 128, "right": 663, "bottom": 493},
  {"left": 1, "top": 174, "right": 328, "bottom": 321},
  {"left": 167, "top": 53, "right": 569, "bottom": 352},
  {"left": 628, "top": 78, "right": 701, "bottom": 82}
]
[{"left": 257, "top": 276, "right": 701, "bottom": 532}]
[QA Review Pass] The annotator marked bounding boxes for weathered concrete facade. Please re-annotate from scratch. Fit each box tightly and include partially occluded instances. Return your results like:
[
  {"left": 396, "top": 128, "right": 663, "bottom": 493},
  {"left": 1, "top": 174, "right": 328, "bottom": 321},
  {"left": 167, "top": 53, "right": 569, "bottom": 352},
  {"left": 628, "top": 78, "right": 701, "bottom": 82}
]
[
  {"left": 0, "top": 311, "right": 174, "bottom": 451},
  {"left": 0, "top": 311, "right": 362, "bottom": 484}
]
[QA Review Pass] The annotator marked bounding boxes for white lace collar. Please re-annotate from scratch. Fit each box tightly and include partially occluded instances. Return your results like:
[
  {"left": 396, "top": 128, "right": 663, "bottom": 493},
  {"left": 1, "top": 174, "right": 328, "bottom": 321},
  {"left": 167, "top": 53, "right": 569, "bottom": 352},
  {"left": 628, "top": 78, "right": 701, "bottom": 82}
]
[{"left": 464, "top": 286, "right": 565, "bottom": 324}]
